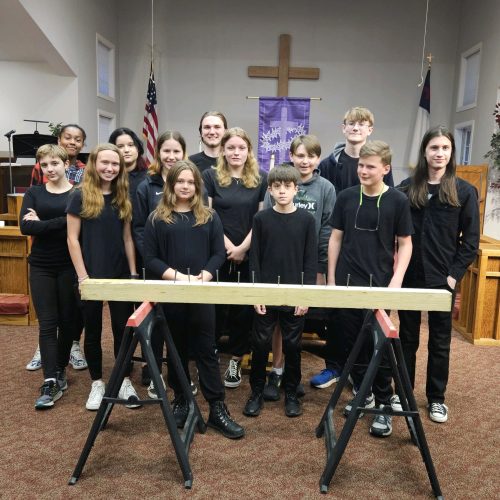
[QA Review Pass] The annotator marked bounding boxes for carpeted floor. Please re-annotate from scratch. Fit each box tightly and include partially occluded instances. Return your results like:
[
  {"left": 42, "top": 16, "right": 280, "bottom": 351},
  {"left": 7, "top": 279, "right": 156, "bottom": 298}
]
[{"left": 1, "top": 310, "right": 499, "bottom": 499}]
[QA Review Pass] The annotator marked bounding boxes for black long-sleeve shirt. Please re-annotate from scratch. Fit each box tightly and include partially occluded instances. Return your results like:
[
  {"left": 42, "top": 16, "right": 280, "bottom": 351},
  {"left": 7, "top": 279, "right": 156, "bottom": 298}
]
[
  {"left": 20, "top": 185, "right": 73, "bottom": 268},
  {"left": 249, "top": 207, "right": 317, "bottom": 285},
  {"left": 143, "top": 210, "right": 226, "bottom": 279},
  {"left": 398, "top": 177, "right": 480, "bottom": 286}
]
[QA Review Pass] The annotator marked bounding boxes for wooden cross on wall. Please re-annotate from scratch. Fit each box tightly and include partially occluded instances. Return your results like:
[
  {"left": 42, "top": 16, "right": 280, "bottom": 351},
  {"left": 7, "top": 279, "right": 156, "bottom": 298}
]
[{"left": 248, "top": 34, "right": 320, "bottom": 97}]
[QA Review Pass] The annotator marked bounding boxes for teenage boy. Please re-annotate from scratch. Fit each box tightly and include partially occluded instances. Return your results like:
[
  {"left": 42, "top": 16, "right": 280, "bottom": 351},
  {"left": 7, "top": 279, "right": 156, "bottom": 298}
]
[
  {"left": 327, "top": 141, "right": 413, "bottom": 437},
  {"left": 244, "top": 166, "right": 317, "bottom": 418},
  {"left": 262, "top": 135, "right": 336, "bottom": 400},
  {"left": 189, "top": 111, "right": 227, "bottom": 172},
  {"left": 311, "top": 106, "right": 394, "bottom": 389}
]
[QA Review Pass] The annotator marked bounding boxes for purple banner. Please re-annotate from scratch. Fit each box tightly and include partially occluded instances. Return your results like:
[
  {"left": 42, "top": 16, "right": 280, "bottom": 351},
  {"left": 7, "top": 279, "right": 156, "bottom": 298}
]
[{"left": 258, "top": 97, "right": 311, "bottom": 171}]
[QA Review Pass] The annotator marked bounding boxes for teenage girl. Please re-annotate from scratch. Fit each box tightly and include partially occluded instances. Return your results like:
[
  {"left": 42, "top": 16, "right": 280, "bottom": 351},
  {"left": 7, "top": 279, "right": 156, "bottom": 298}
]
[
  {"left": 27, "top": 124, "right": 88, "bottom": 372},
  {"left": 134, "top": 131, "right": 187, "bottom": 258},
  {"left": 67, "top": 143, "right": 140, "bottom": 411},
  {"left": 134, "top": 131, "right": 187, "bottom": 395},
  {"left": 20, "top": 144, "right": 78, "bottom": 409},
  {"left": 109, "top": 128, "right": 149, "bottom": 384},
  {"left": 202, "top": 127, "right": 267, "bottom": 389},
  {"left": 143, "top": 160, "right": 244, "bottom": 439},
  {"left": 398, "top": 126, "right": 479, "bottom": 424}
]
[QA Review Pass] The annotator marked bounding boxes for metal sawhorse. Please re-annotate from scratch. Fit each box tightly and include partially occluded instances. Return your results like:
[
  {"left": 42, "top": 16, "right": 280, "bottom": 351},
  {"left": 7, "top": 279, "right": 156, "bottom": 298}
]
[
  {"left": 316, "top": 309, "right": 444, "bottom": 499},
  {"left": 69, "top": 301, "right": 206, "bottom": 489}
]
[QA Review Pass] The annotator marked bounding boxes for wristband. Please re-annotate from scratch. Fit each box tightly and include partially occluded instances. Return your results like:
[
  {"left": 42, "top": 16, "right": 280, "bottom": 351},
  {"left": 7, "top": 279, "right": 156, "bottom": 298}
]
[{"left": 78, "top": 275, "right": 89, "bottom": 283}]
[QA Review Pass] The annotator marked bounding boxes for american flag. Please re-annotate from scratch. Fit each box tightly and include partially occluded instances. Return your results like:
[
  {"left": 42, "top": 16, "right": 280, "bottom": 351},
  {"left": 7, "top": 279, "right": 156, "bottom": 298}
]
[{"left": 142, "top": 66, "right": 158, "bottom": 166}]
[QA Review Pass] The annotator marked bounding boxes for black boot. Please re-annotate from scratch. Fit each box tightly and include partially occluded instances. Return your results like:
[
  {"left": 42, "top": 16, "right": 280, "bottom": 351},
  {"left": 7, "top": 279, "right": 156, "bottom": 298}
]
[
  {"left": 171, "top": 394, "right": 188, "bottom": 428},
  {"left": 208, "top": 400, "right": 245, "bottom": 439}
]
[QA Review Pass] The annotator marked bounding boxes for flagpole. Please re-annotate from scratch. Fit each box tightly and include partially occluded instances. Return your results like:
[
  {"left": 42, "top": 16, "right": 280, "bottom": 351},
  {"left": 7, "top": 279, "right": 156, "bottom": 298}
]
[{"left": 151, "top": 0, "right": 154, "bottom": 66}]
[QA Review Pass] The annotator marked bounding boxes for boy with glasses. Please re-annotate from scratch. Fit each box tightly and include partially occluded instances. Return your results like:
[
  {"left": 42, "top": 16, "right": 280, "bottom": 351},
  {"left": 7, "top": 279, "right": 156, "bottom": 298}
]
[
  {"left": 311, "top": 107, "right": 394, "bottom": 389},
  {"left": 327, "top": 141, "right": 413, "bottom": 437}
]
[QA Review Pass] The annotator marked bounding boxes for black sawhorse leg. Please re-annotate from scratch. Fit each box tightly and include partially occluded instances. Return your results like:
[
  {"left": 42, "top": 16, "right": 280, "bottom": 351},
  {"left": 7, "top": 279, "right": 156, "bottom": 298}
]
[
  {"left": 316, "top": 309, "right": 443, "bottom": 499},
  {"left": 69, "top": 302, "right": 206, "bottom": 489}
]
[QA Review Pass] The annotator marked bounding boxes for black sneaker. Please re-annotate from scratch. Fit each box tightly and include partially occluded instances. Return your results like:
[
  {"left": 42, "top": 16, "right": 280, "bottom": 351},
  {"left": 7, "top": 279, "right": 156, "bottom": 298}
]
[
  {"left": 263, "top": 371, "right": 282, "bottom": 401},
  {"left": 344, "top": 391, "right": 375, "bottom": 418},
  {"left": 224, "top": 359, "right": 242, "bottom": 388},
  {"left": 141, "top": 364, "right": 151, "bottom": 386},
  {"left": 370, "top": 404, "right": 393, "bottom": 437},
  {"left": 243, "top": 391, "right": 264, "bottom": 417},
  {"left": 35, "top": 380, "right": 63, "bottom": 409},
  {"left": 172, "top": 395, "right": 189, "bottom": 428},
  {"left": 208, "top": 401, "right": 245, "bottom": 439},
  {"left": 284, "top": 391, "right": 302, "bottom": 417},
  {"left": 56, "top": 370, "right": 68, "bottom": 391}
]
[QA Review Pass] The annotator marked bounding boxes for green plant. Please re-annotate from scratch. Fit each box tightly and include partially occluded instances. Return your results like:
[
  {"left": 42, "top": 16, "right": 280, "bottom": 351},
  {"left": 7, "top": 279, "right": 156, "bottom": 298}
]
[
  {"left": 484, "top": 103, "right": 500, "bottom": 170},
  {"left": 48, "top": 122, "right": 63, "bottom": 137}
]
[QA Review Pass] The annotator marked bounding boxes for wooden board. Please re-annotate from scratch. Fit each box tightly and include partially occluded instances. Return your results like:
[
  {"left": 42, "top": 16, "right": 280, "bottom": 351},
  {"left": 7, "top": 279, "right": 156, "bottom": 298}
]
[{"left": 80, "top": 279, "right": 451, "bottom": 312}]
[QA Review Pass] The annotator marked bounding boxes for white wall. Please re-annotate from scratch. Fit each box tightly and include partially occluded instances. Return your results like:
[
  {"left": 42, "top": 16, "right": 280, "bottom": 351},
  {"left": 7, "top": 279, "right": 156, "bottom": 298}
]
[
  {"left": 118, "top": 0, "right": 460, "bottom": 183},
  {"left": 0, "top": 61, "right": 78, "bottom": 146},
  {"left": 452, "top": 0, "right": 500, "bottom": 238},
  {"left": 0, "top": 0, "right": 120, "bottom": 153}
]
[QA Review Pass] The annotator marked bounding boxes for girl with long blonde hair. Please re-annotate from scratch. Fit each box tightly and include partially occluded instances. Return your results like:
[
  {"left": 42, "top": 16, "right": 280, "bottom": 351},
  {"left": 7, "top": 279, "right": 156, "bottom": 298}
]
[
  {"left": 143, "top": 160, "right": 245, "bottom": 439},
  {"left": 202, "top": 127, "right": 267, "bottom": 389},
  {"left": 67, "top": 143, "right": 140, "bottom": 411}
]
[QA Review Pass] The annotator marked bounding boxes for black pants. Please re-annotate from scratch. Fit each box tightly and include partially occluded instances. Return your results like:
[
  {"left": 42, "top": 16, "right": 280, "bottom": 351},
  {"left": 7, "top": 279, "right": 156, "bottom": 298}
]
[
  {"left": 250, "top": 307, "right": 304, "bottom": 393},
  {"left": 323, "top": 309, "right": 349, "bottom": 372},
  {"left": 398, "top": 284, "right": 455, "bottom": 404},
  {"left": 81, "top": 300, "right": 134, "bottom": 380},
  {"left": 339, "top": 308, "right": 393, "bottom": 405},
  {"left": 29, "top": 264, "right": 77, "bottom": 380},
  {"left": 215, "top": 259, "right": 253, "bottom": 357},
  {"left": 162, "top": 303, "right": 224, "bottom": 403}
]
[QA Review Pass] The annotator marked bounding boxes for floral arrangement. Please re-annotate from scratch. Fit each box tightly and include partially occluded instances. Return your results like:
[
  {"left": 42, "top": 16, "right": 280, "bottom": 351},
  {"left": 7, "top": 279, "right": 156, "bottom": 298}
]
[{"left": 484, "top": 103, "right": 500, "bottom": 170}]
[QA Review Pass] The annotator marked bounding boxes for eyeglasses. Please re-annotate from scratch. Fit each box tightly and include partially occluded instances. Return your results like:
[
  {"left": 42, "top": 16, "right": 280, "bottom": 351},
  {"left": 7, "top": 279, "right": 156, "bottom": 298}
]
[
  {"left": 354, "top": 185, "right": 384, "bottom": 231},
  {"left": 344, "top": 121, "right": 371, "bottom": 129}
]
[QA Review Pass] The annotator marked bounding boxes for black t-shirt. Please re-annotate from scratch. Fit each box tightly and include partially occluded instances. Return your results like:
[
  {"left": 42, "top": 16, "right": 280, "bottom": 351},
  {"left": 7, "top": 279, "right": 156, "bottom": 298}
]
[
  {"left": 337, "top": 150, "right": 360, "bottom": 191},
  {"left": 189, "top": 151, "right": 218, "bottom": 173},
  {"left": 331, "top": 186, "right": 413, "bottom": 287},
  {"left": 143, "top": 211, "right": 226, "bottom": 279},
  {"left": 202, "top": 168, "right": 268, "bottom": 246},
  {"left": 20, "top": 185, "right": 73, "bottom": 268},
  {"left": 66, "top": 189, "right": 129, "bottom": 278},
  {"left": 250, "top": 208, "right": 317, "bottom": 285}
]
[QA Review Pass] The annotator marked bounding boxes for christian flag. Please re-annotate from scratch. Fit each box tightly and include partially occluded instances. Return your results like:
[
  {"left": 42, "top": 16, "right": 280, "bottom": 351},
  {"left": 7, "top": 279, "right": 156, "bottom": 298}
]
[
  {"left": 258, "top": 97, "right": 310, "bottom": 171},
  {"left": 408, "top": 69, "right": 430, "bottom": 168},
  {"left": 142, "top": 65, "right": 158, "bottom": 167}
]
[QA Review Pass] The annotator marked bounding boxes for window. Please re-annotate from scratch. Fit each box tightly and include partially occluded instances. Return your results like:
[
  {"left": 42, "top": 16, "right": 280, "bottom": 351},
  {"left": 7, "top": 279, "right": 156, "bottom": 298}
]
[
  {"left": 97, "top": 110, "right": 116, "bottom": 143},
  {"left": 454, "top": 121, "right": 474, "bottom": 165},
  {"left": 457, "top": 43, "right": 481, "bottom": 111},
  {"left": 96, "top": 34, "right": 115, "bottom": 101}
]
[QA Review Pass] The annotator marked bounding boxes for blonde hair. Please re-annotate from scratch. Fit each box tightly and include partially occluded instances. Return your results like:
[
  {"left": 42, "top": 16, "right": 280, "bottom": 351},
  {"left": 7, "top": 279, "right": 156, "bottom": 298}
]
[
  {"left": 80, "top": 143, "right": 132, "bottom": 221},
  {"left": 343, "top": 106, "right": 374, "bottom": 126},
  {"left": 153, "top": 160, "right": 213, "bottom": 226},
  {"left": 36, "top": 144, "right": 68, "bottom": 163},
  {"left": 359, "top": 140, "right": 392, "bottom": 165},
  {"left": 148, "top": 131, "right": 187, "bottom": 176},
  {"left": 215, "top": 127, "right": 260, "bottom": 188}
]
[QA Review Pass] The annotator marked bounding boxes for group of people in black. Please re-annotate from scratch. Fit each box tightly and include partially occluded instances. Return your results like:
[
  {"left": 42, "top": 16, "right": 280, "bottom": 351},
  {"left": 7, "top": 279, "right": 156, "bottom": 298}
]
[{"left": 21, "top": 106, "right": 479, "bottom": 441}]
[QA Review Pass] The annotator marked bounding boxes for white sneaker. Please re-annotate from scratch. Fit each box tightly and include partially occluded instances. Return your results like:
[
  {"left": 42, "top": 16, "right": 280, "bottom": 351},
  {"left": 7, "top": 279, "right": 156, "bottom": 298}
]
[
  {"left": 26, "top": 346, "right": 42, "bottom": 371},
  {"left": 119, "top": 378, "right": 141, "bottom": 409},
  {"left": 390, "top": 394, "right": 403, "bottom": 412},
  {"left": 70, "top": 342, "right": 88, "bottom": 370},
  {"left": 86, "top": 380, "right": 105, "bottom": 410},
  {"left": 147, "top": 376, "right": 166, "bottom": 399}
]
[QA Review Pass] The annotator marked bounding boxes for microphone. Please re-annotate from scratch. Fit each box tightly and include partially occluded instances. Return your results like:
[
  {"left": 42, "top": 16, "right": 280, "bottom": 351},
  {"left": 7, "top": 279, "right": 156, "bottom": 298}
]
[{"left": 4, "top": 129, "right": 15, "bottom": 138}]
